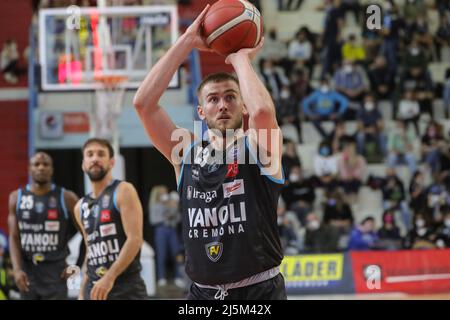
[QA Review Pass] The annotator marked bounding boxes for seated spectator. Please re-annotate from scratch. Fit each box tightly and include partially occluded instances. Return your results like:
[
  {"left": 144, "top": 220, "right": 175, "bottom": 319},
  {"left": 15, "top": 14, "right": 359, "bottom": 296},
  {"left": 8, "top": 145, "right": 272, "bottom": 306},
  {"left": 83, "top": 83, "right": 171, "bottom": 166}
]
[
  {"left": 330, "top": 120, "right": 355, "bottom": 154},
  {"left": 356, "top": 94, "right": 387, "bottom": 161},
  {"left": 402, "top": 36, "right": 428, "bottom": 73},
  {"left": 260, "top": 27, "right": 289, "bottom": 72},
  {"left": 397, "top": 89, "right": 421, "bottom": 136},
  {"left": 303, "top": 212, "right": 340, "bottom": 253},
  {"left": 409, "top": 170, "right": 429, "bottom": 214},
  {"left": 421, "top": 120, "right": 445, "bottom": 175},
  {"left": 399, "top": 65, "right": 434, "bottom": 118},
  {"left": 302, "top": 78, "right": 348, "bottom": 139},
  {"left": 288, "top": 28, "right": 314, "bottom": 77},
  {"left": 0, "top": 39, "right": 23, "bottom": 84},
  {"left": 443, "top": 68, "right": 450, "bottom": 118},
  {"left": 282, "top": 165, "right": 315, "bottom": 225},
  {"left": 313, "top": 140, "right": 339, "bottom": 191},
  {"left": 435, "top": 210, "right": 450, "bottom": 248},
  {"left": 362, "top": 22, "right": 383, "bottom": 63},
  {"left": 435, "top": 14, "right": 450, "bottom": 62},
  {"left": 347, "top": 216, "right": 379, "bottom": 251},
  {"left": 404, "top": 212, "right": 437, "bottom": 249},
  {"left": 377, "top": 209, "right": 403, "bottom": 250},
  {"left": 282, "top": 139, "right": 301, "bottom": 177},
  {"left": 259, "top": 58, "right": 290, "bottom": 100},
  {"left": 277, "top": 198, "right": 301, "bottom": 255},
  {"left": 275, "top": 86, "right": 302, "bottom": 141},
  {"left": 322, "top": 189, "right": 354, "bottom": 231},
  {"left": 406, "top": 16, "right": 436, "bottom": 60},
  {"left": 289, "top": 66, "right": 312, "bottom": 106},
  {"left": 337, "top": 139, "right": 366, "bottom": 198},
  {"left": 367, "top": 55, "right": 395, "bottom": 100},
  {"left": 341, "top": 34, "right": 366, "bottom": 65},
  {"left": 333, "top": 59, "right": 369, "bottom": 118},
  {"left": 425, "top": 182, "right": 448, "bottom": 223},
  {"left": 381, "top": 167, "right": 411, "bottom": 232},
  {"left": 387, "top": 120, "right": 417, "bottom": 174}
]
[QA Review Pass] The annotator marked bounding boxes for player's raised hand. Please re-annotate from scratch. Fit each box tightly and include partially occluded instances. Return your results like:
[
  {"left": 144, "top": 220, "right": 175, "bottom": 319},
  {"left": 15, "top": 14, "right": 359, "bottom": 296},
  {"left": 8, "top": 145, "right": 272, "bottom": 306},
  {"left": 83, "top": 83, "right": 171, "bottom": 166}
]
[
  {"left": 225, "top": 36, "right": 265, "bottom": 65},
  {"left": 184, "top": 4, "right": 213, "bottom": 52}
]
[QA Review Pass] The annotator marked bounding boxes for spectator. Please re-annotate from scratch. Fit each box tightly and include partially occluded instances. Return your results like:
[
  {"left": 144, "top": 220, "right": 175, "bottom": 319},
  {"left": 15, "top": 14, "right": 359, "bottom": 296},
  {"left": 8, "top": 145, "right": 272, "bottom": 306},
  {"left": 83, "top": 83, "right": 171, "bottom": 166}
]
[
  {"left": 435, "top": 210, "right": 450, "bottom": 248},
  {"left": 337, "top": 139, "right": 366, "bottom": 198},
  {"left": 403, "top": 0, "right": 428, "bottom": 23},
  {"left": 425, "top": 182, "right": 448, "bottom": 223},
  {"left": 259, "top": 58, "right": 290, "bottom": 100},
  {"left": 443, "top": 68, "right": 450, "bottom": 118},
  {"left": 322, "top": 189, "right": 354, "bottom": 230},
  {"left": 409, "top": 170, "right": 429, "bottom": 214},
  {"left": 378, "top": 210, "right": 403, "bottom": 250},
  {"left": 333, "top": 59, "right": 369, "bottom": 118},
  {"left": 403, "top": 36, "right": 428, "bottom": 74},
  {"left": 435, "top": 13, "right": 450, "bottom": 62},
  {"left": 313, "top": 140, "right": 339, "bottom": 191},
  {"left": 397, "top": 89, "right": 421, "bottom": 136},
  {"left": 381, "top": 167, "right": 411, "bottom": 232},
  {"left": 421, "top": 120, "right": 445, "bottom": 175},
  {"left": 304, "top": 212, "right": 340, "bottom": 253},
  {"left": 282, "top": 139, "right": 302, "bottom": 177},
  {"left": 277, "top": 198, "right": 301, "bottom": 255},
  {"left": 275, "top": 85, "right": 302, "bottom": 141},
  {"left": 356, "top": 94, "right": 387, "bottom": 161},
  {"left": 260, "top": 27, "right": 289, "bottom": 71},
  {"left": 282, "top": 165, "right": 316, "bottom": 225},
  {"left": 406, "top": 16, "right": 436, "bottom": 60},
  {"left": 367, "top": 55, "right": 396, "bottom": 100},
  {"left": 0, "top": 39, "right": 22, "bottom": 84},
  {"left": 289, "top": 67, "right": 312, "bottom": 107},
  {"left": 340, "top": 0, "right": 362, "bottom": 24},
  {"left": 302, "top": 78, "right": 348, "bottom": 138},
  {"left": 330, "top": 120, "right": 355, "bottom": 154},
  {"left": 288, "top": 29, "right": 314, "bottom": 77},
  {"left": 404, "top": 212, "right": 437, "bottom": 249},
  {"left": 387, "top": 120, "right": 417, "bottom": 174},
  {"left": 341, "top": 34, "right": 366, "bottom": 65},
  {"left": 149, "top": 186, "right": 184, "bottom": 288},
  {"left": 362, "top": 17, "right": 383, "bottom": 63},
  {"left": 347, "top": 216, "right": 379, "bottom": 251}
]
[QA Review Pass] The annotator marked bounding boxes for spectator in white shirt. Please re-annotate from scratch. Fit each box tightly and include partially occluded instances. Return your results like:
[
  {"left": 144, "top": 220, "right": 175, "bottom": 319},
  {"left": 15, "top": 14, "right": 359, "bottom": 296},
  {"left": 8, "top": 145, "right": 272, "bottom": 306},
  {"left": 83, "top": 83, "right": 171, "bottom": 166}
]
[{"left": 397, "top": 89, "right": 421, "bottom": 136}]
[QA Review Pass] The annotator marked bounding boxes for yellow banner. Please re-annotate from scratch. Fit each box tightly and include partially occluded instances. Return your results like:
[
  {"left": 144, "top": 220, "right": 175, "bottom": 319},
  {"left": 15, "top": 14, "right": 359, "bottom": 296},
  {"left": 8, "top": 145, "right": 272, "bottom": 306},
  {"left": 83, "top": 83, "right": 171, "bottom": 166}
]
[{"left": 281, "top": 254, "right": 344, "bottom": 282}]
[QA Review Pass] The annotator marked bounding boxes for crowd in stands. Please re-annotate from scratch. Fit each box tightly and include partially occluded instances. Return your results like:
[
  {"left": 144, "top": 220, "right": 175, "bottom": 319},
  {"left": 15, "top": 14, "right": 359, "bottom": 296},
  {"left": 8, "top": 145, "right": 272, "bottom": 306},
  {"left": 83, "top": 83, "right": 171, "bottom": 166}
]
[{"left": 258, "top": 0, "right": 450, "bottom": 253}]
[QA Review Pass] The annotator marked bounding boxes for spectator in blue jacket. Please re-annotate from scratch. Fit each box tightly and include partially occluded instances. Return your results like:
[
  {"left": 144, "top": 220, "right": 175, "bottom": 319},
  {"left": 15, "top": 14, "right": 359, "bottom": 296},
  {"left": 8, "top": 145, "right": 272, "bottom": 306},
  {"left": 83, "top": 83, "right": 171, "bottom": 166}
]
[
  {"left": 348, "top": 216, "right": 379, "bottom": 251},
  {"left": 302, "top": 78, "right": 349, "bottom": 139}
]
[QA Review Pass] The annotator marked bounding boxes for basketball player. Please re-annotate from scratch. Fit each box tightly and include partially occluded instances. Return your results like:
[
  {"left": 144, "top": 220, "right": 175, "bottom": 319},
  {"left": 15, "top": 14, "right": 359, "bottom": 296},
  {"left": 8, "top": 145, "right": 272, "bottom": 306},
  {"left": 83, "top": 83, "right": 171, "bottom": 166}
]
[
  {"left": 134, "top": 6, "right": 287, "bottom": 300},
  {"left": 8, "top": 152, "right": 80, "bottom": 300},
  {"left": 74, "top": 138, "right": 147, "bottom": 300}
]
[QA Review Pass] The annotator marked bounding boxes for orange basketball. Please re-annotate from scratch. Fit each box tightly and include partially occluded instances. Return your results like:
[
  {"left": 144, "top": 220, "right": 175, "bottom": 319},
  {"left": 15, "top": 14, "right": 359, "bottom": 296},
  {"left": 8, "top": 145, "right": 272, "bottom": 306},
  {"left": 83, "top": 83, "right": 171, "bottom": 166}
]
[{"left": 202, "top": 0, "right": 263, "bottom": 56}]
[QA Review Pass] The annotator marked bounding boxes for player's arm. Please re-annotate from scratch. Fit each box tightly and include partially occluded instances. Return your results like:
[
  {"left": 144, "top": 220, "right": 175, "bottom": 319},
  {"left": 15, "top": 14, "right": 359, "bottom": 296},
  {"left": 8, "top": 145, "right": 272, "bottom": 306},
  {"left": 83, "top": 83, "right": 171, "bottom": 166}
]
[
  {"left": 7, "top": 190, "right": 29, "bottom": 293},
  {"left": 64, "top": 190, "right": 80, "bottom": 238},
  {"left": 73, "top": 200, "right": 89, "bottom": 300},
  {"left": 225, "top": 39, "right": 283, "bottom": 181},
  {"left": 90, "top": 182, "right": 144, "bottom": 300},
  {"left": 133, "top": 5, "right": 211, "bottom": 168}
]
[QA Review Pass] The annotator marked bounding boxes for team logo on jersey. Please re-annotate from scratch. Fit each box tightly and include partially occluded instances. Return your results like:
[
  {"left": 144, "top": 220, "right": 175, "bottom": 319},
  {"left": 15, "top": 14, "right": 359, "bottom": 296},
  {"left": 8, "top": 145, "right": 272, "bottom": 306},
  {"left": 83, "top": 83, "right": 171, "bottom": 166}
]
[
  {"left": 35, "top": 202, "right": 45, "bottom": 214},
  {"left": 32, "top": 253, "right": 45, "bottom": 265},
  {"left": 99, "top": 223, "right": 117, "bottom": 237},
  {"left": 225, "top": 163, "right": 239, "bottom": 178},
  {"left": 22, "top": 211, "right": 30, "bottom": 219},
  {"left": 222, "top": 179, "right": 245, "bottom": 198},
  {"left": 102, "top": 195, "right": 111, "bottom": 209},
  {"left": 47, "top": 209, "right": 58, "bottom": 220},
  {"left": 48, "top": 196, "right": 57, "bottom": 208},
  {"left": 205, "top": 242, "right": 223, "bottom": 262},
  {"left": 45, "top": 221, "right": 60, "bottom": 232},
  {"left": 100, "top": 210, "right": 111, "bottom": 223},
  {"left": 95, "top": 266, "right": 108, "bottom": 278}
]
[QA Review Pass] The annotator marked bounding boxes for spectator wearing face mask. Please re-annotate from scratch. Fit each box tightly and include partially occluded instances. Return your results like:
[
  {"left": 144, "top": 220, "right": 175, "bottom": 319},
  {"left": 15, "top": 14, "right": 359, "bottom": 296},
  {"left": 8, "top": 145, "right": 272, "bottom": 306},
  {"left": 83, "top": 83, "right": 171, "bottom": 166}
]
[
  {"left": 435, "top": 210, "right": 450, "bottom": 248},
  {"left": 333, "top": 59, "right": 369, "bottom": 119},
  {"left": 378, "top": 210, "right": 403, "bottom": 250},
  {"left": 348, "top": 217, "right": 379, "bottom": 251},
  {"left": 275, "top": 86, "right": 302, "bottom": 141},
  {"left": 288, "top": 29, "right": 314, "bottom": 78},
  {"left": 302, "top": 78, "right": 349, "bottom": 139},
  {"left": 282, "top": 165, "right": 316, "bottom": 225},
  {"left": 387, "top": 120, "right": 417, "bottom": 175},
  {"left": 337, "top": 140, "right": 366, "bottom": 200},
  {"left": 322, "top": 190, "right": 354, "bottom": 231},
  {"left": 303, "top": 212, "right": 340, "bottom": 253},
  {"left": 356, "top": 94, "right": 387, "bottom": 162},
  {"left": 404, "top": 213, "right": 437, "bottom": 249},
  {"left": 313, "top": 141, "right": 339, "bottom": 191},
  {"left": 397, "top": 89, "right": 421, "bottom": 136}
]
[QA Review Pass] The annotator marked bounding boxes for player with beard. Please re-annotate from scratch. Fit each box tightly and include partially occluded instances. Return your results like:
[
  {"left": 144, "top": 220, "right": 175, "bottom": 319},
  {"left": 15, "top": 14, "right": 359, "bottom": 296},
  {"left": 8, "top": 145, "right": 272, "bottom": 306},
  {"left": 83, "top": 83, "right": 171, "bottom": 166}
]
[
  {"left": 134, "top": 6, "right": 286, "bottom": 300},
  {"left": 8, "top": 152, "right": 79, "bottom": 299},
  {"left": 74, "top": 138, "right": 147, "bottom": 300}
]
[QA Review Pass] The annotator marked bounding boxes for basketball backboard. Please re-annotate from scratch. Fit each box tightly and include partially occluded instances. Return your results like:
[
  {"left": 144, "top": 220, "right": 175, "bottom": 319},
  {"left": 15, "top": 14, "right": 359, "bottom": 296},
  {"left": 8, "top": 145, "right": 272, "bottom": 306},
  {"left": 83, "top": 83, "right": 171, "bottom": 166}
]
[{"left": 39, "top": 5, "right": 179, "bottom": 91}]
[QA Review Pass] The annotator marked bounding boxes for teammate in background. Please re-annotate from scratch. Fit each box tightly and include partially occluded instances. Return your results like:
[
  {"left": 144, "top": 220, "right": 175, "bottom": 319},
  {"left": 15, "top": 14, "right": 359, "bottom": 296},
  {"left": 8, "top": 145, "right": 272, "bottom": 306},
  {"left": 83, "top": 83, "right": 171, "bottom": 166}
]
[
  {"left": 134, "top": 6, "right": 287, "bottom": 300},
  {"left": 74, "top": 138, "right": 147, "bottom": 300},
  {"left": 8, "top": 152, "right": 79, "bottom": 300}
]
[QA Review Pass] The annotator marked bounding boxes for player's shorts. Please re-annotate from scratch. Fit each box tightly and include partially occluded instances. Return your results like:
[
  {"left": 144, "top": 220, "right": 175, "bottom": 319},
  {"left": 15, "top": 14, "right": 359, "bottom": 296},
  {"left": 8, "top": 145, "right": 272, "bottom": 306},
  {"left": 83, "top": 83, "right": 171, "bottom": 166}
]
[
  {"left": 84, "top": 272, "right": 148, "bottom": 300},
  {"left": 187, "top": 273, "right": 287, "bottom": 300}
]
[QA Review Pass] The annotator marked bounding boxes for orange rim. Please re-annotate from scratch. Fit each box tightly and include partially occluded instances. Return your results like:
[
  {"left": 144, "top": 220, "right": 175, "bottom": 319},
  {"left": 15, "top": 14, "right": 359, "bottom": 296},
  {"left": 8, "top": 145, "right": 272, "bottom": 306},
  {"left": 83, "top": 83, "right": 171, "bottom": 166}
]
[{"left": 94, "top": 75, "right": 128, "bottom": 88}]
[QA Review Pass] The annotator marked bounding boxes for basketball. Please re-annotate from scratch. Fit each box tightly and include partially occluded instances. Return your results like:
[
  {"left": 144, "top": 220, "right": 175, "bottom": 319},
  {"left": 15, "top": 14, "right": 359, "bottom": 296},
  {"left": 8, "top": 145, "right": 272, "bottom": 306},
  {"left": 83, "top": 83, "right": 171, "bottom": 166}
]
[{"left": 202, "top": 0, "right": 263, "bottom": 56}]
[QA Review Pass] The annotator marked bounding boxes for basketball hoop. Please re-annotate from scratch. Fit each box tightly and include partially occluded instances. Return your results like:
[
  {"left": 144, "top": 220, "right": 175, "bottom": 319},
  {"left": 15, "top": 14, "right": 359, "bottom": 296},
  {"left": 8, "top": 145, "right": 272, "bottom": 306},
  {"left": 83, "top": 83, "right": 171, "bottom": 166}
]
[{"left": 93, "top": 74, "right": 128, "bottom": 153}]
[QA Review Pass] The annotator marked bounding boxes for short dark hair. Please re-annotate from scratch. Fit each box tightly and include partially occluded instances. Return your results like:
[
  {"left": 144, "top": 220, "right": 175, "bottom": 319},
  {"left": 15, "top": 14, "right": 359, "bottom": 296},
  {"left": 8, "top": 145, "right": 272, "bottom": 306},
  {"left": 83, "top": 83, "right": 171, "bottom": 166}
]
[
  {"left": 82, "top": 138, "right": 114, "bottom": 158},
  {"left": 196, "top": 72, "right": 239, "bottom": 100}
]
